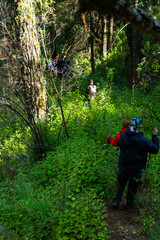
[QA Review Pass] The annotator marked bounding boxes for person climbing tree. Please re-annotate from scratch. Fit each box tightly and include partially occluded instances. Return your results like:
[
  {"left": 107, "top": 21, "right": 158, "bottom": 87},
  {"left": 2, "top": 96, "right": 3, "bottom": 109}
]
[{"left": 112, "top": 116, "right": 159, "bottom": 210}]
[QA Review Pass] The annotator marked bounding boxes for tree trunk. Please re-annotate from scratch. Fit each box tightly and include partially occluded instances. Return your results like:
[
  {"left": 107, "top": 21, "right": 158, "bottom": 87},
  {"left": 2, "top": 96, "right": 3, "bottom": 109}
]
[
  {"left": 108, "top": 15, "right": 114, "bottom": 51},
  {"left": 90, "top": 12, "right": 95, "bottom": 73},
  {"left": 126, "top": 25, "right": 142, "bottom": 88},
  {"left": 102, "top": 15, "right": 107, "bottom": 57},
  {"left": 18, "top": 0, "right": 47, "bottom": 122},
  {"left": 125, "top": 0, "right": 142, "bottom": 88}
]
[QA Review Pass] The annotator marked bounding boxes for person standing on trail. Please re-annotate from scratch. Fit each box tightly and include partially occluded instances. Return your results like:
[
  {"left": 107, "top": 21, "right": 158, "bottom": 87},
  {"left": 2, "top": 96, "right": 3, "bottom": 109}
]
[
  {"left": 85, "top": 79, "right": 98, "bottom": 100},
  {"left": 55, "top": 56, "right": 65, "bottom": 79},
  {"left": 112, "top": 116, "right": 159, "bottom": 210},
  {"left": 107, "top": 118, "right": 131, "bottom": 148}
]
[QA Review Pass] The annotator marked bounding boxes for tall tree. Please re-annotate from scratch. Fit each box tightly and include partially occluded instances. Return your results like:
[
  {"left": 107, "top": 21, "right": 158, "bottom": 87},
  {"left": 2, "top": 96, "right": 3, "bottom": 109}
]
[
  {"left": 102, "top": 15, "right": 107, "bottom": 57},
  {"left": 17, "top": 0, "right": 47, "bottom": 122},
  {"left": 90, "top": 12, "right": 95, "bottom": 72},
  {"left": 125, "top": 0, "right": 143, "bottom": 88},
  {"left": 108, "top": 14, "right": 114, "bottom": 52},
  {"left": 0, "top": 0, "right": 48, "bottom": 159}
]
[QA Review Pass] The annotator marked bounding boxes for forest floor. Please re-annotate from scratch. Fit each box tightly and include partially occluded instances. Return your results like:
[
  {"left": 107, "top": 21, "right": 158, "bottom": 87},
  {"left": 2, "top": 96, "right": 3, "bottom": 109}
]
[{"left": 104, "top": 197, "right": 147, "bottom": 240}]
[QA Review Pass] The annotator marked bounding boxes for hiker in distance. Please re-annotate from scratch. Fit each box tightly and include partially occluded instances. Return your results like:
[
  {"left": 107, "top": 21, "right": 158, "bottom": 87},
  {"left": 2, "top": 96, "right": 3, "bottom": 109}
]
[
  {"left": 85, "top": 79, "right": 98, "bottom": 100},
  {"left": 112, "top": 116, "right": 159, "bottom": 210},
  {"left": 107, "top": 118, "right": 131, "bottom": 148}
]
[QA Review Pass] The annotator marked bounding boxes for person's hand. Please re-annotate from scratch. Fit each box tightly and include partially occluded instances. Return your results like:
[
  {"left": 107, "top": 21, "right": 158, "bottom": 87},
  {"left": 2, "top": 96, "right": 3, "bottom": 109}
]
[{"left": 153, "top": 128, "right": 158, "bottom": 135}]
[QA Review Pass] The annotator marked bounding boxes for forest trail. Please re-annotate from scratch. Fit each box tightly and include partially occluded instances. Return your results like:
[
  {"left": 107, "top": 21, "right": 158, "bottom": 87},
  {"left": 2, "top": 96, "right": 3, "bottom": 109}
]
[{"left": 104, "top": 198, "right": 147, "bottom": 240}]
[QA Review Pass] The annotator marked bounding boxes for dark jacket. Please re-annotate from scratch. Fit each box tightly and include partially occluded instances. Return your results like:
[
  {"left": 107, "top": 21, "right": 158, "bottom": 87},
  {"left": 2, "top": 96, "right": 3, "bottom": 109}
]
[
  {"left": 55, "top": 60, "right": 65, "bottom": 71},
  {"left": 119, "top": 130, "right": 159, "bottom": 176}
]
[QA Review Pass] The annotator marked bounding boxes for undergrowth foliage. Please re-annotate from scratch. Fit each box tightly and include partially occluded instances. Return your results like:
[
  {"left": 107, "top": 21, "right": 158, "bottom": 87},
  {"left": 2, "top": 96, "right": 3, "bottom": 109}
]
[{"left": 0, "top": 78, "right": 159, "bottom": 239}]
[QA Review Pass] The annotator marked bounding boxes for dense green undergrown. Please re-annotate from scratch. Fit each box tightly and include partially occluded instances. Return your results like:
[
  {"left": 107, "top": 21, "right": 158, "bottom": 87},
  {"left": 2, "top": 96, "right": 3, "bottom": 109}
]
[{"left": 0, "top": 85, "right": 159, "bottom": 239}]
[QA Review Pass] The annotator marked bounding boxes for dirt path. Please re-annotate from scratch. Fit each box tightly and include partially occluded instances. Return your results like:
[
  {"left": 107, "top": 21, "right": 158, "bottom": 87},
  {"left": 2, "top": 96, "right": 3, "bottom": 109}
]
[{"left": 104, "top": 199, "right": 147, "bottom": 240}]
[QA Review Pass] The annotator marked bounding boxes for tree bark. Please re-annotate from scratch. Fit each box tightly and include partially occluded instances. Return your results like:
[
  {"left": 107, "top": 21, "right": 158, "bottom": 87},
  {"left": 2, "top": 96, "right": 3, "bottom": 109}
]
[
  {"left": 125, "top": 0, "right": 142, "bottom": 88},
  {"left": 102, "top": 15, "right": 107, "bottom": 57},
  {"left": 90, "top": 12, "right": 95, "bottom": 73},
  {"left": 18, "top": 0, "right": 47, "bottom": 122},
  {"left": 108, "top": 15, "right": 114, "bottom": 51}
]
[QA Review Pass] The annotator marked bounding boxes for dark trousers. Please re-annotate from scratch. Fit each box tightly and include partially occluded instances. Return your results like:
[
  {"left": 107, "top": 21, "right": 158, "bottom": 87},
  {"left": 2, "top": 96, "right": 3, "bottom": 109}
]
[{"left": 113, "top": 171, "right": 142, "bottom": 208}]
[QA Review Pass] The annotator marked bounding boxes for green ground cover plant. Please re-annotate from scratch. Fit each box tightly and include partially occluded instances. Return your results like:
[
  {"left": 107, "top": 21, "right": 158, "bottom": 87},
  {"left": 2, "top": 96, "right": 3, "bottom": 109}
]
[{"left": 0, "top": 65, "right": 159, "bottom": 239}]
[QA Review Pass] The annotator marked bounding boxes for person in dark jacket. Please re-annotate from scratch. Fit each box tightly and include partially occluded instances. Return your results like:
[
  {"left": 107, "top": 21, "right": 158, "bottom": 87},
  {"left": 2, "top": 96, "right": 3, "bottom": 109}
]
[
  {"left": 112, "top": 116, "right": 159, "bottom": 210},
  {"left": 55, "top": 57, "right": 65, "bottom": 79}
]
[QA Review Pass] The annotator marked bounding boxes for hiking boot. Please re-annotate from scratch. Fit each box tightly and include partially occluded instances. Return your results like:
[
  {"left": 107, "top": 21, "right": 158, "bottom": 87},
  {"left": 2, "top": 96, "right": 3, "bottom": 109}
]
[{"left": 112, "top": 202, "right": 119, "bottom": 210}]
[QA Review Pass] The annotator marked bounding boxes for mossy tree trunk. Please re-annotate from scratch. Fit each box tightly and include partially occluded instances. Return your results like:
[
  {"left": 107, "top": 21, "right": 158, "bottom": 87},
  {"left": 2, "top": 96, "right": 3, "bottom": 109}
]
[{"left": 18, "top": 0, "right": 47, "bottom": 123}]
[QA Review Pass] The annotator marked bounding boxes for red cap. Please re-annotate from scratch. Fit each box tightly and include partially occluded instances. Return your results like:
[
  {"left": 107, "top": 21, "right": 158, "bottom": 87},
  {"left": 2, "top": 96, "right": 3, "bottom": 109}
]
[{"left": 55, "top": 56, "right": 60, "bottom": 59}]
